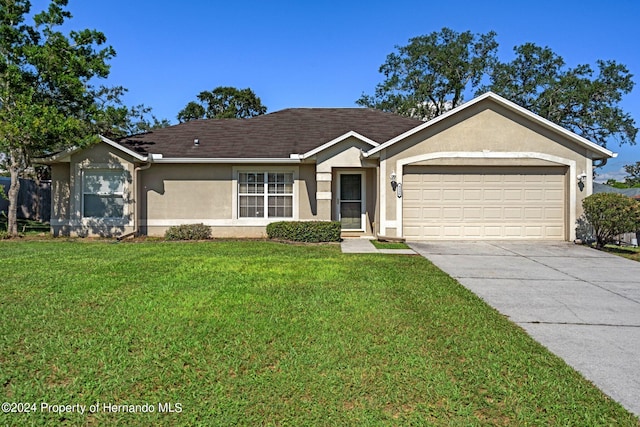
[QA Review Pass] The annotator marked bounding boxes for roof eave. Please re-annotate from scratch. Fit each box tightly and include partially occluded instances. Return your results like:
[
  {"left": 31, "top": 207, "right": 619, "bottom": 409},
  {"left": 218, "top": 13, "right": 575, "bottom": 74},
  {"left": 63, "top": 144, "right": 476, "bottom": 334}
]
[
  {"left": 297, "top": 131, "right": 380, "bottom": 160},
  {"left": 150, "top": 157, "right": 303, "bottom": 164},
  {"left": 99, "top": 135, "right": 149, "bottom": 162},
  {"left": 34, "top": 135, "right": 151, "bottom": 164}
]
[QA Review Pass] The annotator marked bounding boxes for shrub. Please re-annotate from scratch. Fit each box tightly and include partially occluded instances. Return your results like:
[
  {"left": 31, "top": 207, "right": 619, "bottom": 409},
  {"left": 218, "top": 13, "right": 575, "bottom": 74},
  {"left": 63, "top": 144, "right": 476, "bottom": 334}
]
[
  {"left": 266, "top": 221, "right": 341, "bottom": 243},
  {"left": 164, "top": 223, "right": 212, "bottom": 241},
  {"left": 582, "top": 193, "right": 640, "bottom": 248}
]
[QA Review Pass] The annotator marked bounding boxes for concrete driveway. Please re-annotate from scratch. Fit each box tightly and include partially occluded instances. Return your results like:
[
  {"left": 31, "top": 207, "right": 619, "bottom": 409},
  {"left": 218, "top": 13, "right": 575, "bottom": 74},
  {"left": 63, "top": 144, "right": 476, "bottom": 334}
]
[{"left": 409, "top": 241, "right": 640, "bottom": 418}]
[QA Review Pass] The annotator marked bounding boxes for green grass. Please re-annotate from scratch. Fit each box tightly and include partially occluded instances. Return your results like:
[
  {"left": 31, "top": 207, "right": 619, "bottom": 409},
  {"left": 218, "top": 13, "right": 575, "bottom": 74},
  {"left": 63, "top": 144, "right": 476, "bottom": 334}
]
[
  {"left": 602, "top": 244, "right": 640, "bottom": 262},
  {"left": 1, "top": 241, "right": 637, "bottom": 426},
  {"left": 370, "top": 240, "right": 410, "bottom": 250},
  {"left": 0, "top": 217, "right": 50, "bottom": 235}
]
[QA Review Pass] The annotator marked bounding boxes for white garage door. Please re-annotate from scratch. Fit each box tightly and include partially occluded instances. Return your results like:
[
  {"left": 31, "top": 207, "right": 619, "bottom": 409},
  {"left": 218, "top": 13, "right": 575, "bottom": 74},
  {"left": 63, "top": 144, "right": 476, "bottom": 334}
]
[{"left": 403, "top": 166, "right": 566, "bottom": 240}]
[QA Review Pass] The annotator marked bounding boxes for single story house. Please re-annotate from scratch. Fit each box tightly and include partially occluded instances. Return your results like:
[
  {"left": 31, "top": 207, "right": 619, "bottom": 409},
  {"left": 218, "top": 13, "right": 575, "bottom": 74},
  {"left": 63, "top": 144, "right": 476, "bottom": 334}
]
[{"left": 40, "top": 92, "right": 614, "bottom": 241}]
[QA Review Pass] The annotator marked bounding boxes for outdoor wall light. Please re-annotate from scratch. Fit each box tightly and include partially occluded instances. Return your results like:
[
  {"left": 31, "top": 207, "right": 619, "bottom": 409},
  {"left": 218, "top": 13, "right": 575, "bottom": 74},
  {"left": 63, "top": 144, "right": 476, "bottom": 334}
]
[
  {"left": 577, "top": 171, "right": 587, "bottom": 183},
  {"left": 390, "top": 171, "right": 398, "bottom": 191}
]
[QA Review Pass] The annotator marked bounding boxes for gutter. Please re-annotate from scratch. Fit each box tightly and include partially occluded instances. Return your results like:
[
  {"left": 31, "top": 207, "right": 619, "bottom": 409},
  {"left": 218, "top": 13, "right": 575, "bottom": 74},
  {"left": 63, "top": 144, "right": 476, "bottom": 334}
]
[{"left": 117, "top": 153, "right": 162, "bottom": 241}]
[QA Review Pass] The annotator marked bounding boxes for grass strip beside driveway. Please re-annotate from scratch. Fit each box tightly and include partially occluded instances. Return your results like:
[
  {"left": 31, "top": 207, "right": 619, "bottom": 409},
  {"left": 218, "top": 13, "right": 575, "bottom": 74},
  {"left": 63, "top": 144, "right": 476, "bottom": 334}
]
[{"left": 1, "top": 241, "right": 637, "bottom": 426}]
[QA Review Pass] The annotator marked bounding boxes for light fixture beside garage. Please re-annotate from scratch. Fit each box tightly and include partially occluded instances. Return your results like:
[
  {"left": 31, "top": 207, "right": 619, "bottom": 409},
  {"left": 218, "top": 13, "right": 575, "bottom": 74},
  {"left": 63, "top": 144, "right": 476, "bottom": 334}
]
[
  {"left": 577, "top": 171, "right": 587, "bottom": 183},
  {"left": 390, "top": 171, "right": 402, "bottom": 197}
]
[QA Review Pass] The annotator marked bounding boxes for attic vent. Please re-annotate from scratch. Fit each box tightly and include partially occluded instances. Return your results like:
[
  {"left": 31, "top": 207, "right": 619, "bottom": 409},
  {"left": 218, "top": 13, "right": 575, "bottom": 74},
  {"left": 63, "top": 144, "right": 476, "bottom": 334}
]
[{"left": 194, "top": 138, "right": 199, "bottom": 146}]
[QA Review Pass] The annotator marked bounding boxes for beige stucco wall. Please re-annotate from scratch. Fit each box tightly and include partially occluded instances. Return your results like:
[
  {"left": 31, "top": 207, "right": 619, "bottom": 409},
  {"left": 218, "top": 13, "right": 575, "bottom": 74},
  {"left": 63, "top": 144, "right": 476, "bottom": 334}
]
[
  {"left": 298, "top": 164, "right": 318, "bottom": 220},
  {"left": 54, "top": 142, "right": 321, "bottom": 238},
  {"left": 141, "top": 164, "right": 232, "bottom": 223},
  {"left": 140, "top": 162, "right": 319, "bottom": 238},
  {"left": 380, "top": 100, "right": 596, "bottom": 240}
]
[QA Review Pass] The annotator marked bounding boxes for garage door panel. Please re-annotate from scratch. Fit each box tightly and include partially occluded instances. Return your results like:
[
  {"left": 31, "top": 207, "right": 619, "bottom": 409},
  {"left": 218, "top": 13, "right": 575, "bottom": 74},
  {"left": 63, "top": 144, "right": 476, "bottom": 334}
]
[
  {"left": 546, "top": 189, "right": 563, "bottom": 199},
  {"left": 403, "top": 166, "right": 566, "bottom": 240},
  {"left": 546, "top": 226, "right": 564, "bottom": 238},
  {"left": 483, "top": 207, "right": 502, "bottom": 219},
  {"left": 504, "top": 207, "right": 523, "bottom": 219},
  {"left": 504, "top": 189, "right": 523, "bottom": 200},
  {"left": 524, "top": 207, "right": 543, "bottom": 220},
  {"left": 442, "top": 189, "right": 462, "bottom": 200},
  {"left": 403, "top": 207, "right": 421, "bottom": 219},
  {"left": 463, "top": 175, "right": 482, "bottom": 183},
  {"left": 524, "top": 189, "right": 543, "bottom": 201},
  {"left": 443, "top": 207, "right": 463, "bottom": 220},
  {"left": 545, "top": 207, "right": 564, "bottom": 220},
  {"left": 421, "top": 189, "right": 440, "bottom": 199},
  {"left": 484, "top": 189, "right": 502, "bottom": 200},
  {"left": 463, "top": 207, "right": 482, "bottom": 220},
  {"left": 525, "top": 226, "right": 542, "bottom": 237},
  {"left": 463, "top": 189, "right": 482, "bottom": 200}
]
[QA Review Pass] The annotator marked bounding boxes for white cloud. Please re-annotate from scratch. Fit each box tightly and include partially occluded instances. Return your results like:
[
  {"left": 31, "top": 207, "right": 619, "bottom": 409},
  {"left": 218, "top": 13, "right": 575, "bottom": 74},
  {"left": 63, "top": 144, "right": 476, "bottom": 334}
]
[{"left": 594, "top": 167, "right": 627, "bottom": 183}]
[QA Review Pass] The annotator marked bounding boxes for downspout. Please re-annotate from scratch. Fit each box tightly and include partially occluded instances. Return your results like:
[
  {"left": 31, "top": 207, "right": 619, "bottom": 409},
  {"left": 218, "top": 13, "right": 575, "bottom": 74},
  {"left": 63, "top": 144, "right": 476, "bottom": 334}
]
[{"left": 117, "top": 154, "right": 156, "bottom": 241}]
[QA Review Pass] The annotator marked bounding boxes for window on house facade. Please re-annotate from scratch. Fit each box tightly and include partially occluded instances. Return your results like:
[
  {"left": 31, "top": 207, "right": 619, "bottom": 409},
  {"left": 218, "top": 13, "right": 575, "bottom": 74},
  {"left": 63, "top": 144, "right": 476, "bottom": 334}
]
[
  {"left": 82, "top": 170, "right": 125, "bottom": 218},
  {"left": 238, "top": 172, "right": 293, "bottom": 218}
]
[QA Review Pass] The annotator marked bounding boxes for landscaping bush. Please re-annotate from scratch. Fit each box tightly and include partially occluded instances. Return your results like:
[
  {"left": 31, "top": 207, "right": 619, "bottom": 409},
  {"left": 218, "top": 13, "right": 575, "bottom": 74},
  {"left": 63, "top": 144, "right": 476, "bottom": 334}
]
[
  {"left": 164, "top": 223, "right": 212, "bottom": 241},
  {"left": 266, "top": 221, "right": 341, "bottom": 242},
  {"left": 582, "top": 193, "right": 640, "bottom": 248}
]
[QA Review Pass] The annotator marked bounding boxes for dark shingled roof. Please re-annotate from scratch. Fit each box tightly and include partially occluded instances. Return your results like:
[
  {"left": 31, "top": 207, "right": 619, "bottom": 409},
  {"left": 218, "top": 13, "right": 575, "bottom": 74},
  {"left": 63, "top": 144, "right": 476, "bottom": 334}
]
[{"left": 116, "top": 108, "right": 424, "bottom": 158}]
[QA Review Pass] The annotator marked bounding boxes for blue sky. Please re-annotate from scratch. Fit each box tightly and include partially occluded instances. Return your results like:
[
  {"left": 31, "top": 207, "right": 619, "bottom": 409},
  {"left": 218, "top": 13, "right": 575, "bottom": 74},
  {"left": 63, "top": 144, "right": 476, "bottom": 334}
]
[{"left": 59, "top": 0, "right": 639, "bottom": 181}]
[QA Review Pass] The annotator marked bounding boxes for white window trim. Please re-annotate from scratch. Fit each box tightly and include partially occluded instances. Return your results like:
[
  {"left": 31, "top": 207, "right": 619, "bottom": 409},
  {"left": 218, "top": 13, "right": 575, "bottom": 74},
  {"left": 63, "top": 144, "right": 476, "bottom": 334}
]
[
  {"left": 232, "top": 166, "right": 299, "bottom": 225},
  {"left": 337, "top": 170, "right": 366, "bottom": 232}
]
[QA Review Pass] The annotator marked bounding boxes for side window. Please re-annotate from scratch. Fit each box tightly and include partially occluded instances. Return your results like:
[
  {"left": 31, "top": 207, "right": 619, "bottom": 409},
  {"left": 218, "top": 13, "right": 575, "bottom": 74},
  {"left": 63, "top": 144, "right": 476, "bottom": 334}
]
[{"left": 82, "top": 170, "right": 125, "bottom": 218}]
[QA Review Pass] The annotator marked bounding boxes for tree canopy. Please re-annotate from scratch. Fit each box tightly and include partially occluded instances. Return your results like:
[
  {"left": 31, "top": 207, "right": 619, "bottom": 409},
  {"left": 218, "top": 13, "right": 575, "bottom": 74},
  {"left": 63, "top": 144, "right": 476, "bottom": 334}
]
[
  {"left": 0, "top": 0, "right": 154, "bottom": 236},
  {"left": 357, "top": 28, "right": 498, "bottom": 120},
  {"left": 358, "top": 29, "right": 637, "bottom": 149},
  {"left": 623, "top": 161, "right": 640, "bottom": 186},
  {"left": 177, "top": 86, "right": 267, "bottom": 122},
  {"left": 482, "top": 42, "right": 637, "bottom": 149}
]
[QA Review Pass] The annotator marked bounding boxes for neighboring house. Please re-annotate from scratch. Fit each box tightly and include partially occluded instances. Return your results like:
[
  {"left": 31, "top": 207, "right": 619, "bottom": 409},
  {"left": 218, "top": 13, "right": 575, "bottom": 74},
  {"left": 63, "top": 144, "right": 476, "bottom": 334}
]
[{"left": 39, "top": 92, "right": 614, "bottom": 240}]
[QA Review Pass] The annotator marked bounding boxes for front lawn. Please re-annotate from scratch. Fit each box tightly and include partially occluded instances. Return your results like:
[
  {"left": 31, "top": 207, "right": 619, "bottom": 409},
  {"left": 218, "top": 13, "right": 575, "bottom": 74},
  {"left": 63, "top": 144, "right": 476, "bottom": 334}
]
[
  {"left": 1, "top": 241, "right": 637, "bottom": 426},
  {"left": 602, "top": 244, "right": 640, "bottom": 262},
  {"left": 370, "top": 240, "right": 411, "bottom": 250}
]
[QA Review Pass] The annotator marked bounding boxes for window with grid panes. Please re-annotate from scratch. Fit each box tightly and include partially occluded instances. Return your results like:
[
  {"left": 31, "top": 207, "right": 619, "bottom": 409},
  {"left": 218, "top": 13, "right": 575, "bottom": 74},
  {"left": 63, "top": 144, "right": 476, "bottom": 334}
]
[{"left": 238, "top": 172, "right": 293, "bottom": 218}]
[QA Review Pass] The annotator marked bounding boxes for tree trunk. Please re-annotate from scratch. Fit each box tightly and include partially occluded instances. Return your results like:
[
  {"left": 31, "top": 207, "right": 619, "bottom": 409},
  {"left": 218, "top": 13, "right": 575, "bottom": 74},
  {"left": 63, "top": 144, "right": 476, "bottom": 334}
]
[
  {"left": 7, "top": 149, "right": 25, "bottom": 237},
  {"left": 8, "top": 164, "right": 20, "bottom": 237}
]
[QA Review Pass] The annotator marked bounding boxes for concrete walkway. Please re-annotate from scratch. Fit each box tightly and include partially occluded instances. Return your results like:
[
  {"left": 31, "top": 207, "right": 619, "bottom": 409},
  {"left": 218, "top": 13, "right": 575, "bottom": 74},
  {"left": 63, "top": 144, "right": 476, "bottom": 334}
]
[
  {"left": 409, "top": 241, "right": 640, "bottom": 418},
  {"left": 340, "top": 238, "right": 416, "bottom": 255}
]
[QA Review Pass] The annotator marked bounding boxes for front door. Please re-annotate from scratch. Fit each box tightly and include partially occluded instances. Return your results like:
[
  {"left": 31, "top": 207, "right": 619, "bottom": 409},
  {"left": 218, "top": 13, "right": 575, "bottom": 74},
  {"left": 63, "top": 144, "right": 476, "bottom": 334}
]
[{"left": 339, "top": 173, "right": 363, "bottom": 230}]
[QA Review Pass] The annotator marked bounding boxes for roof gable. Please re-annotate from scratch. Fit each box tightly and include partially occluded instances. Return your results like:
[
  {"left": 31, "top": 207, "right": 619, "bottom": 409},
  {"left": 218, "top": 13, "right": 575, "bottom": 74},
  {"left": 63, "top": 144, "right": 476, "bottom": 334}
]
[{"left": 364, "top": 92, "right": 615, "bottom": 160}]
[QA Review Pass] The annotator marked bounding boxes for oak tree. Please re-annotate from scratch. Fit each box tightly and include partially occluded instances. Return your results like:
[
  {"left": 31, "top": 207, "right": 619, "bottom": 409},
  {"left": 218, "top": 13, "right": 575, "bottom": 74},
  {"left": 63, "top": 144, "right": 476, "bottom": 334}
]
[
  {"left": 0, "top": 0, "right": 144, "bottom": 236},
  {"left": 623, "top": 161, "right": 640, "bottom": 186},
  {"left": 177, "top": 86, "right": 267, "bottom": 122},
  {"left": 357, "top": 28, "right": 498, "bottom": 120},
  {"left": 483, "top": 42, "right": 637, "bottom": 149}
]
